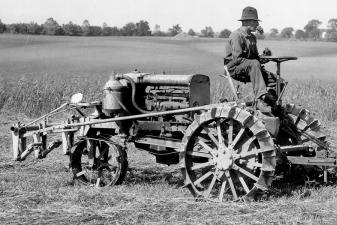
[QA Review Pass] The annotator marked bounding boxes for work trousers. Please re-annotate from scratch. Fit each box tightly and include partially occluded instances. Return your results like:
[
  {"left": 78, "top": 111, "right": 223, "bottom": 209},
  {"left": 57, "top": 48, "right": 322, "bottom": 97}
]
[{"left": 227, "top": 59, "right": 276, "bottom": 99}]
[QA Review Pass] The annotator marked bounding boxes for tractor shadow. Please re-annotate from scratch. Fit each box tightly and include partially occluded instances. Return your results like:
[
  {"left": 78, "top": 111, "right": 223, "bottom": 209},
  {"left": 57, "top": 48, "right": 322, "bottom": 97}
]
[
  {"left": 269, "top": 175, "right": 337, "bottom": 199},
  {"left": 124, "top": 166, "right": 184, "bottom": 187}
]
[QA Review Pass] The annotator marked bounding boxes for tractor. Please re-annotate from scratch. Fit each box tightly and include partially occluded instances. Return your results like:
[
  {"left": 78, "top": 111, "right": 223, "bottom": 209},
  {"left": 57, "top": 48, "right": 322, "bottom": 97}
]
[{"left": 10, "top": 56, "right": 337, "bottom": 202}]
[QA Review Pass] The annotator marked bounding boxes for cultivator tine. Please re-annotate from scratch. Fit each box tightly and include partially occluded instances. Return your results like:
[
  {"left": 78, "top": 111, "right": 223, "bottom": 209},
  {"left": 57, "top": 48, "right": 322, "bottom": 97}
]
[
  {"left": 32, "top": 134, "right": 42, "bottom": 159},
  {"left": 11, "top": 125, "right": 21, "bottom": 161},
  {"left": 95, "top": 178, "right": 101, "bottom": 188},
  {"left": 76, "top": 171, "right": 86, "bottom": 177},
  {"left": 40, "top": 140, "right": 62, "bottom": 158},
  {"left": 20, "top": 143, "right": 37, "bottom": 161},
  {"left": 62, "top": 131, "right": 75, "bottom": 155}
]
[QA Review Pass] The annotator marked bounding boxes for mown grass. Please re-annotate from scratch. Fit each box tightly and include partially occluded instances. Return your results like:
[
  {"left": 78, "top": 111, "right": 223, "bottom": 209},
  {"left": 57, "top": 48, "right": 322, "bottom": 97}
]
[
  {"left": 1, "top": 35, "right": 337, "bottom": 224},
  {"left": 1, "top": 114, "right": 337, "bottom": 224}
]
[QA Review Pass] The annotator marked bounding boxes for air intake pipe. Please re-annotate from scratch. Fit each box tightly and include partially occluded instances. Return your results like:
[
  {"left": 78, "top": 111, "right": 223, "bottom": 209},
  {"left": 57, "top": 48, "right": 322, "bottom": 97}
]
[{"left": 114, "top": 74, "right": 149, "bottom": 114}]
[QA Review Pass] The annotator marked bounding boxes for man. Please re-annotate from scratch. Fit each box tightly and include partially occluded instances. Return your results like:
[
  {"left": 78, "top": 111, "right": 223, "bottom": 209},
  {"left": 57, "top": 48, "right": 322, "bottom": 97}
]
[{"left": 224, "top": 6, "right": 276, "bottom": 111}]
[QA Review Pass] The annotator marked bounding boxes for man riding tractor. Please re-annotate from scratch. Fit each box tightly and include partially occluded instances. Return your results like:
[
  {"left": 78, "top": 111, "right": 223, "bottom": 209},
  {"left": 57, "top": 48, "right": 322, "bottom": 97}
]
[{"left": 224, "top": 6, "right": 278, "bottom": 112}]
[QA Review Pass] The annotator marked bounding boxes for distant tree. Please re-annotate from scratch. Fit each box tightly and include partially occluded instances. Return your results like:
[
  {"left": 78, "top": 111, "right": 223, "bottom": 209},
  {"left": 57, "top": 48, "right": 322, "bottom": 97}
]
[
  {"left": 90, "top": 26, "right": 102, "bottom": 36},
  {"left": 325, "top": 31, "right": 337, "bottom": 42},
  {"left": 280, "top": 27, "right": 294, "bottom": 38},
  {"left": 43, "top": 18, "right": 62, "bottom": 35},
  {"left": 327, "top": 18, "right": 337, "bottom": 31},
  {"left": 135, "top": 20, "right": 151, "bottom": 36},
  {"left": 111, "top": 26, "right": 121, "bottom": 36},
  {"left": 63, "top": 21, "right": 82, "bottom": 36},
  {"left": 102, "top": 22, "right": 113, "bottom": 36},
  {"left": 82, "top": 19, "right": 91, "bottom": 36},
  {"left": 294, "top": 29, "right": 306, "bottom": 39},
  {"left": 27, "top": 22, "right": 43, "bottom": 34},
  {"left": 7, "top": 23, "right": 29, "bottom": 34},
  {"left": 0, "top": 19, "right": 6, "bottom": 33},
  {"left": 187, "top": 28, "right": 196, "bottom": 36},
  {"left": 152, "top": 24, "right": 160, "bottom": 35},
  {"left": 269, "top": 28, "right": 278, "bottom": 38},
  {"left": 219, "top": 29, "right": 231, "bottom": 38},
  {"left": 304, "top": 19, "right": 322, "bottom": 40},
  {"left": 152, "top": 24, "right": 167, "bottom": 36},
  {"left": 153, "top": 24, "right": 161, "bottom": 33},
  {"left": 121, "top": 22, "right": 137, "bottom": 36},
  {"left": 325, "top": 18, "right": 337, "bottom": 42},
  {"left": 7, "top": 24, "right": 19, "bottom": 34},
  {"left": 168, "top": 24, "right": 182, "bottom": 36},
  {"left": 200, "top": 26, "right": 214, "bottom": 37}
]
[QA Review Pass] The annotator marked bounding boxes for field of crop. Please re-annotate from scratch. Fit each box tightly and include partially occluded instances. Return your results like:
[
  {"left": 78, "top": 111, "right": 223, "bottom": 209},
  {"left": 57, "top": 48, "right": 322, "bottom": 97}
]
[{"left": 1, "top": 34, "right": 337, "bottom": 224}]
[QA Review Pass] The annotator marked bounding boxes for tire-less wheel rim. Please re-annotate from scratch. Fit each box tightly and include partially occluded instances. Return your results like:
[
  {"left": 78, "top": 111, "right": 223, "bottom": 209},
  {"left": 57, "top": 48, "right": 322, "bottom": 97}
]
[{"left": 71, "top": 138, "right": 128, "bottom": 187}]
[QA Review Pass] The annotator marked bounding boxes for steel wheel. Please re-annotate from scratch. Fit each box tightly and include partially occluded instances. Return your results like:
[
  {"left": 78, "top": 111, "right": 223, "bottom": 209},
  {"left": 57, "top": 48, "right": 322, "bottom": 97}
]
[
  {"left": 181, "top": 105, "right": 276, "bottom": 201},
  {"left": 284, "top": 104, "right": 327, "bottom": 146},
  {"left": 275, "top": 104, "right": 332, "bottom": 181},
  {"left": 70, "top": 137, "right": 128, "bottom": 187}
]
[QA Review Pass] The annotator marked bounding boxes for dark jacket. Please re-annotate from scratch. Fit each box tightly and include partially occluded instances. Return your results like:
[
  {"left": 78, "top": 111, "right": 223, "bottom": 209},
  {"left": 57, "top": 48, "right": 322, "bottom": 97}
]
[{"left": 224, "top": 26, "right": 259, "bottom": 68}]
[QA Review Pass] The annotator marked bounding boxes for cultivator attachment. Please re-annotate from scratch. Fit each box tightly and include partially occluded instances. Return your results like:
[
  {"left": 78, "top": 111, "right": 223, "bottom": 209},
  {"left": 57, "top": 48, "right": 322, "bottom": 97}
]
[{"left": 11, "top": 118, "right": 75, "bottom": 161}]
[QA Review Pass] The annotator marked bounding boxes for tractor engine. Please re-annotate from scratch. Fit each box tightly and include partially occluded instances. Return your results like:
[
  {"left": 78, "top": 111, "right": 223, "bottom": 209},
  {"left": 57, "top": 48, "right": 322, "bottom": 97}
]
[
  {"left": 103, "top": 72, "right": 210, "bottom": 117},
  {"left": 102, "top": 71, "right": 210, "bottom": 115},
  {"left": 101, "top": 71, "right": 210, "bottom": 165}
]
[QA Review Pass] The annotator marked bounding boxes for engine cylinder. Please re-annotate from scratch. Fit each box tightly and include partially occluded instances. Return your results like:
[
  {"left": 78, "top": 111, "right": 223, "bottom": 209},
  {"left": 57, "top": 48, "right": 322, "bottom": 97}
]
[{"left": 102, "top": 76, "right": 127, "bottom": 114}]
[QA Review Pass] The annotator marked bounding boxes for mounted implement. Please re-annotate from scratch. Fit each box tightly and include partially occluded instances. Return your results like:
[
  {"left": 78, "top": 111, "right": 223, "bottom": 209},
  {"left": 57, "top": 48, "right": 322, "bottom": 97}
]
[{"left": 10, "top": 58, "right": 337, "bottom": 202}]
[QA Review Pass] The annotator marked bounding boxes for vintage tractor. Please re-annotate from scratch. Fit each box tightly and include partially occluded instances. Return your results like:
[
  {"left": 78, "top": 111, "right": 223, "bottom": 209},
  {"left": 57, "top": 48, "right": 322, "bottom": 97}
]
[{"left": 10, "top": 56, "right": 337, "bottom": 202}]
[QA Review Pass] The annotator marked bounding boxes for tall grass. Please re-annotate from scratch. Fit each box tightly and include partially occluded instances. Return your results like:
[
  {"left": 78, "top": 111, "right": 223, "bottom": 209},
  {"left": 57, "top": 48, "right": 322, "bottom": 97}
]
[
  {"left": 213, "top": 77, "right": 337, "bottom": 122},
  {"left": 0, "top": 74, "right": 104, "bottom": 117},
  {"left": 1, "top": 73, "right": 337, "bottom": 122}
]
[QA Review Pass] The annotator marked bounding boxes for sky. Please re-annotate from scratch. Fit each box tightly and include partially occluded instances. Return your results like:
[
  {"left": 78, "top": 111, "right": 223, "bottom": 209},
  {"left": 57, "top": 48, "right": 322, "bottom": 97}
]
[{"left": 0, "top": 0, "right": 336, "bottom": 33}]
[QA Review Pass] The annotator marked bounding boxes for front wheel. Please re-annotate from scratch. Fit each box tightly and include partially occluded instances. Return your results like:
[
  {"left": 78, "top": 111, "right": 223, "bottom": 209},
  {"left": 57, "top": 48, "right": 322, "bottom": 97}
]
[{"left": 70, "top": 137, "right": 128, "bottom": 187}]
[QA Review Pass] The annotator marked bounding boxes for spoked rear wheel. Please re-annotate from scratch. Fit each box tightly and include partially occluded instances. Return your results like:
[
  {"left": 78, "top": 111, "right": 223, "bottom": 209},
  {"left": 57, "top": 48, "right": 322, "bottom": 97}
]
[
  {"left": 70, "top": 137, "right": 128, "bottom": 187},
  {"left": 284, "top": 104, "right": 327, "bottom": 146},
  {"left": 276, "top": 104, "right": 332, "bottom": 181},
  {"left": 181, "top": 106, "right": 276, "bottom": 202}
]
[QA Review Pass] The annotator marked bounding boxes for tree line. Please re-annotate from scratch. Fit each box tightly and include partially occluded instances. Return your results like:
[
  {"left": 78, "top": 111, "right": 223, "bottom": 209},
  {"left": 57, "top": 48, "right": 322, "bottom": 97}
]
[
  {"left": 267, "top": 19, "right": 337, "bottom": 42},
  {"left": 0, "top": 18, "right": 336, "bottom": 42},
  {"left": 0, "top": 18, "right": 228, "bottom": 38}
]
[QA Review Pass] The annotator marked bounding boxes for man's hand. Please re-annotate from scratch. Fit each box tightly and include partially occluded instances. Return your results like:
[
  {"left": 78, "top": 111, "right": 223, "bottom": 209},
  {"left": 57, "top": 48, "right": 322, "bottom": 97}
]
[
  {"left": 256, "top": 26, "right": 264, "bottom": 34},
  {"left": 259, "top": 48, "right": 272, "bottom": 64}
]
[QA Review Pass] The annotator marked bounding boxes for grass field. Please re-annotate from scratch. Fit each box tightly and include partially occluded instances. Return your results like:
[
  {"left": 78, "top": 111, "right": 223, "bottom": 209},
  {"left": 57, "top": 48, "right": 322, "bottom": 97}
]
[{"left": 1, "top": 34, "right": 337, "bottom": 224}]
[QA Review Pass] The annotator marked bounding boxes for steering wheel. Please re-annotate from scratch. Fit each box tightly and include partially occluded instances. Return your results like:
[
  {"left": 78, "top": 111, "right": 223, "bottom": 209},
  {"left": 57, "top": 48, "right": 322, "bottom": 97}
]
[
  {"left": 260, "top": 56, "right": 298, "bottom": 106},
  {"left": 260, "top": 56, "right": 298, "bottom": 63}
]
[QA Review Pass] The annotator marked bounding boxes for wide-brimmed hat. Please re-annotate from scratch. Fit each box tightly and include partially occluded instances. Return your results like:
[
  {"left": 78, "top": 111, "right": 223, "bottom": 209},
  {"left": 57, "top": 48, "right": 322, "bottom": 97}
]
[{"left": 238, "top": 6, "right": 261, "bottom": 21}]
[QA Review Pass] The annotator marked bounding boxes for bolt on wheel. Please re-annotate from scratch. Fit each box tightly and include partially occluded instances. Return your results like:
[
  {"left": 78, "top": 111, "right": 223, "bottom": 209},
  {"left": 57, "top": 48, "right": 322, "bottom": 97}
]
[
  {"left": 70, "top": 137, "right": 128, "bottom": 187},
  {"left": 181, "top": 106, "right": 276, "bottom": 201}
]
